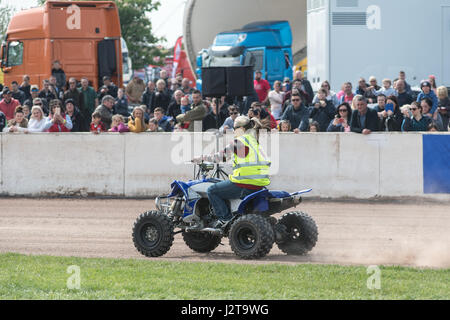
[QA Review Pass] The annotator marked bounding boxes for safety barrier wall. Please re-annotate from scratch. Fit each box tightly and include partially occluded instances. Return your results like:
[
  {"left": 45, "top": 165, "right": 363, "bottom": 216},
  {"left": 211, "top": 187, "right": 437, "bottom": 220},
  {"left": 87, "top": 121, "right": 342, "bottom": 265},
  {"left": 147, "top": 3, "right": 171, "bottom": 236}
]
[{"left": 0, "top": 132, "right": 449, "bottom": 200}]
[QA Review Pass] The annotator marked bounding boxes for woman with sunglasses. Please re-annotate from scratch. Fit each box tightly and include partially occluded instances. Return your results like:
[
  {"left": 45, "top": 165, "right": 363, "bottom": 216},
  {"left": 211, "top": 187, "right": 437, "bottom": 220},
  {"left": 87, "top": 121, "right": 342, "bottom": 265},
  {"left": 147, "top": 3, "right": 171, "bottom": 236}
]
[
  {"left": 401, "top": 101, "right": 432, "bottom": 132},
  {"left": 327, "top": 102, "right": 352, "bottom": 132}
]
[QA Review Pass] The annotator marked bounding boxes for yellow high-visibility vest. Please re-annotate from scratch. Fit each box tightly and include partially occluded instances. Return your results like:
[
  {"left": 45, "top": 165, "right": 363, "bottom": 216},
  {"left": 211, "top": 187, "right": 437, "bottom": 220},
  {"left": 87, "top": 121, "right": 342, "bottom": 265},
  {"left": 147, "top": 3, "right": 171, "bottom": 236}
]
[{"left": 229, "top": 134, "right": 271, "bottom": 186}]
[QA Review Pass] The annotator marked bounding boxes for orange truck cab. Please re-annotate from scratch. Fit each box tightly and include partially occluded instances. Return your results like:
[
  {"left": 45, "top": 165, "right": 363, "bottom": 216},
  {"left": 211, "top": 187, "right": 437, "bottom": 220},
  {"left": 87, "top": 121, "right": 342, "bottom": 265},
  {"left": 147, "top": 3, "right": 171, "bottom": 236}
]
[{"left": 1, "top": 0, "right": 123, "bottom": 91}]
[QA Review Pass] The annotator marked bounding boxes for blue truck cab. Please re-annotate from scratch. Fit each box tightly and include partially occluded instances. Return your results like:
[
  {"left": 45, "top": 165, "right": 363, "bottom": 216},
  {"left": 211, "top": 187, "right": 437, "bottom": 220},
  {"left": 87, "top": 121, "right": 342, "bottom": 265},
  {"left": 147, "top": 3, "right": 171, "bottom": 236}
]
[{"left": 196, "top": 20, "right": 293, "bottom": 91}]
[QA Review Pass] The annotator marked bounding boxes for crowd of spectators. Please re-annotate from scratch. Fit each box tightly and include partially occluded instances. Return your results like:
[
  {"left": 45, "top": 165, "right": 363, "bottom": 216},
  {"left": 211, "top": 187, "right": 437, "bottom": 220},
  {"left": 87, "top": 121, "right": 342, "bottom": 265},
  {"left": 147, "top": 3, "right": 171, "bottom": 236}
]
[{"left": 0, "top": 62, "right": 449, "bottom": 134}]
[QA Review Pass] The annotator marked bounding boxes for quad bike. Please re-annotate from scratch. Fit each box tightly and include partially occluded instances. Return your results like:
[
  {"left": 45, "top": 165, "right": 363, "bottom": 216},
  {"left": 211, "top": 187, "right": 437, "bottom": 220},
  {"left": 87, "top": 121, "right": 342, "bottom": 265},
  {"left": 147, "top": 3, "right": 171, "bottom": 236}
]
[{"left": 132, "top": 162, "right": 318, "bottom": 259}]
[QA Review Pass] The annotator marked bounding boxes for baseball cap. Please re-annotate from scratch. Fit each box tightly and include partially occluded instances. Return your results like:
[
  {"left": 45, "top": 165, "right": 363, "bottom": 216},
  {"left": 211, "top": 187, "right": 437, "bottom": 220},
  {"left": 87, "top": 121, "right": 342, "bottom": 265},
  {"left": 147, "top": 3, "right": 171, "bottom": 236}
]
[
  {"left": 3, "top": 89, "right": 11, "bottom": 95},
  {"left": 420, "top": 80, "right": 431, "bottom": 88},
  {"left": 234, "top": 115, "right": 250, "bottom": 129},
  {"left": 31, "top": 85, "right": 39, "bottom": 92}
]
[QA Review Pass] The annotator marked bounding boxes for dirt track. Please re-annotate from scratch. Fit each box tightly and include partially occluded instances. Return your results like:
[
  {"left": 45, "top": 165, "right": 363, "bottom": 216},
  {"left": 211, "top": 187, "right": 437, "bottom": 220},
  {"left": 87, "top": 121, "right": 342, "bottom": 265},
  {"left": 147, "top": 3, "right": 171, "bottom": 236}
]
[{"left": 0, "top": 198, "right": 449, "bottom": 268}]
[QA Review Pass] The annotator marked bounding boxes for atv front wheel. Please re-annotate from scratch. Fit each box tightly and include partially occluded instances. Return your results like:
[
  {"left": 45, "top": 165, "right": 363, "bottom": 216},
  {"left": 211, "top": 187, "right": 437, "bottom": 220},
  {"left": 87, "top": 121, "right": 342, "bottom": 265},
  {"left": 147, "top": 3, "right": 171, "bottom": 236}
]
[
  {"left": 182, "top": 231, "right": 222, "bottom": 253},
  {"left": 276, "top": 211, "right": 318, "bottom": 255},
  {"left": 132, "top": 210, "right": 174, "bottom": 257},
  {"left": 229, "top": 214, "right": 274, "bottom": 259}
]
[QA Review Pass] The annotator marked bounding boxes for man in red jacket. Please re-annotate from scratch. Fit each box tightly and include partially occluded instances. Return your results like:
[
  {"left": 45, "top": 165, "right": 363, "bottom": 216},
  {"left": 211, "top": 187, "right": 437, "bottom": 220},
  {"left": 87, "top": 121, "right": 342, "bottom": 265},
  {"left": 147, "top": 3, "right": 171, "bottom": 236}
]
[{"left": 0, "top": 89, "right": 20, "bottom": 120}]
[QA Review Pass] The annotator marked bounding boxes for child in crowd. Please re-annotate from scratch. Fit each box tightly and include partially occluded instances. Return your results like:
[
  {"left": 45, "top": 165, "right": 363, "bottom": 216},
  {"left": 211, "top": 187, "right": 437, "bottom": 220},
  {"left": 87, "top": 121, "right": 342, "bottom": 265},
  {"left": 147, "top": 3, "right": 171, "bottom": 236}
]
[
  {"left": 278, "top": 119, "right": 291, "bottom": 132},
  {"left": 309, "top": 121, "right": 320, "bottom": 132},
  {"left": 109, "top": 114, "right": 129, "bottom": 132},
  {"left": 373, "top": 78, "right": 397, "bottom": 97},
  {"left": 22, "top": 104, "right": 31, "bottom": 120},
  {"left": 180, "top": 96, "right": 191, "bottom": 114},
  {"left": 90, "top": 111, "right": 106, "bottom": 134}
]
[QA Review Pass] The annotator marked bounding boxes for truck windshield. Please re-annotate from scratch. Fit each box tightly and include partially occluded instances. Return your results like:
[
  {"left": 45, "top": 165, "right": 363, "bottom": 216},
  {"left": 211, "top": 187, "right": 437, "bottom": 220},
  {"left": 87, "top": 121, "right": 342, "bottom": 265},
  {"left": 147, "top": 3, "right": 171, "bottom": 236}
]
[
  {"left": 7, "top": 41, "right": 23, "bottom": 67},
  {"left": 208, "top": 56, "right": 241, "bottom": 67}
]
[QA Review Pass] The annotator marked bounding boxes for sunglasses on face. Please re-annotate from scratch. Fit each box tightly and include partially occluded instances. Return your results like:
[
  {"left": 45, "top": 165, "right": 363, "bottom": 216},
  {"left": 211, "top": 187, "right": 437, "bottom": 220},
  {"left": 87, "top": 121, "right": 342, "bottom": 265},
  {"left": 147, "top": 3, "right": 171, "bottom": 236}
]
[
  {"left": 292, "top": 99, "right": 301, "bottom": 102},
  {"left": 230, "top": 112, "right": 238, "bottom": 115},
  {"left": 339, "top": 109, "right": 348, "bottom": 112},
  {"left": 410, "top": 108, "right": 418, "bottom": 111}
]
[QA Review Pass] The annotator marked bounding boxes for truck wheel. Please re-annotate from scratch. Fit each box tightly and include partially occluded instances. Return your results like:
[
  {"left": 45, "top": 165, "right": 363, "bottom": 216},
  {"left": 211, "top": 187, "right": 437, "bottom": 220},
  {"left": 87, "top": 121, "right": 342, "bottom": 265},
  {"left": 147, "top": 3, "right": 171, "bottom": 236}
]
[
  {"left": 132, "top": 210, "right": 174, "bottom": 257},
  {"left": 229, "top": 214, "right": 274, "bottom": 259},
  {"left": 276, "top": 211, "right": 318, "bottom": 255},
  {"left": 182, "top": 231, "right": 222, "bottom": 253}
]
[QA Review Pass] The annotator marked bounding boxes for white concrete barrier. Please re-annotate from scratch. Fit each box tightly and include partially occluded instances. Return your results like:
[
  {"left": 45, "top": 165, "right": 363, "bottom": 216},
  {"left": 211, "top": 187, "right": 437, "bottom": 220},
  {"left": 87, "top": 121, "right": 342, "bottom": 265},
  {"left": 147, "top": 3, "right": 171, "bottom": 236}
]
[{"left": 0, "top": 132, "right": 448, "bottom": 200}]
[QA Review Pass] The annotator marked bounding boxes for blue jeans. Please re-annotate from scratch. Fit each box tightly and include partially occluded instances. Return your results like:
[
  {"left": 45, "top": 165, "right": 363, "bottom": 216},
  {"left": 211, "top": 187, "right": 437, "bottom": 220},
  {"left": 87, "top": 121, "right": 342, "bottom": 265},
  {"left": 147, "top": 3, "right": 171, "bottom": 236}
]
[{"left": 207, "top": 180, "right": 254, "bottom": 221}]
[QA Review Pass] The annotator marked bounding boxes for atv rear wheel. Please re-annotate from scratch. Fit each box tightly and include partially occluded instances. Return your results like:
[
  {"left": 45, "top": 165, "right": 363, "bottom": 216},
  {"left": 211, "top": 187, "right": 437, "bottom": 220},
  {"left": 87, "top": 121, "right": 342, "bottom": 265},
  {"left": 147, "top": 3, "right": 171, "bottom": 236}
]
[
  {"left": 276, "top": 211, "right": 318, "bottom": 255},
  {"left": 132, "top": 210, "right": 174, "bottom": 257},
  {"left": 182, "top": 231, "right": 222, "bottom": 253},
  {"left": 229, "top": 214, "right": 274, "bottom": 259}
]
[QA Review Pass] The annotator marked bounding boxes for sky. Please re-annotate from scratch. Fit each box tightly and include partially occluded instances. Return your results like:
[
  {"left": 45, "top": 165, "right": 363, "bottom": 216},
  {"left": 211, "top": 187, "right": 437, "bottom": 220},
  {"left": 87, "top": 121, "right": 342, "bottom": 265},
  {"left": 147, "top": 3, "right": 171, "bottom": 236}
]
[{"left": 1, "top": 0, "right": 185, "bottom": 46}]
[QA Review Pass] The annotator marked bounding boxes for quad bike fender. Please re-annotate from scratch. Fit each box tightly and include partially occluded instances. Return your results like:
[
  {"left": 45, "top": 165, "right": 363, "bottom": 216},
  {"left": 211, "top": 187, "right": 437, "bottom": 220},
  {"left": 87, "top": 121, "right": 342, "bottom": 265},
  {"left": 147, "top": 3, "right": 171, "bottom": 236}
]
[{"left": 237, "top": 189, "right": 270, "bottom": 214}]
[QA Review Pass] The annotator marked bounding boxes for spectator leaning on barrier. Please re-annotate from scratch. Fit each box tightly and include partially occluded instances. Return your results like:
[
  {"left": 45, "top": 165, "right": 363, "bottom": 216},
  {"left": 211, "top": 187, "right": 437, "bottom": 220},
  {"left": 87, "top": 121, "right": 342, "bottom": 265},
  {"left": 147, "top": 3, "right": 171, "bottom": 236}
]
[
  {"left": 94, "top": 95, "right": 115, "bottom": 130},
  {"left": 401, "top": 101, "right": 432, "bottom": 132},
  {"left": 277, "top": 119, "right": 291, "bottom": 132},
  {"left": 436, "top": 86, "right": 450, "bottom": 131},
  {"left": 0, "top": 89, "right": 21, "bottom": 120},
  {"left": 90, "top": 111, "right": 107, "bottom": 134},
  {"left": 27, "top": 105, "right": 48, "bottom": 133},
  {"left": 350, "top": 95, "right": 379, "bottom": 135},
  {"left": 2, "top": 106, "right": 28, "bottom": 133},
  {"left": 65, "top": 98, "right": 88, "bottom": 132},
  {"left": 153, "top": 107, "right": 172, "bottom": 132},
  {"left": 44, "top": 99, "right": 73, "bottom": 132},
  {"left": 128, "top": 106, "right": 147, "bottom": 133},
  {"left": 280, "top": 93, "right": 310, "bottom": 133},
  {"left": 147, "top": 118, "right": 164, "bottom": 132},
  {"left": 327, "top": 102, "right": 352, "bottom": 132},
  {"left": 109, "top": 114, "right": 129, "bottom": 133}
]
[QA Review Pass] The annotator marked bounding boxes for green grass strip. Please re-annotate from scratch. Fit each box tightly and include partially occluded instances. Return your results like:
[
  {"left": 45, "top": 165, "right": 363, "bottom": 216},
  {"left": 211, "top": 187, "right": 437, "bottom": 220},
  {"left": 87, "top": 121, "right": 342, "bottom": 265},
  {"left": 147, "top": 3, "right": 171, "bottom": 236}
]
[{"left": 0, "top": 253, "right": 448, "bottom": 300}]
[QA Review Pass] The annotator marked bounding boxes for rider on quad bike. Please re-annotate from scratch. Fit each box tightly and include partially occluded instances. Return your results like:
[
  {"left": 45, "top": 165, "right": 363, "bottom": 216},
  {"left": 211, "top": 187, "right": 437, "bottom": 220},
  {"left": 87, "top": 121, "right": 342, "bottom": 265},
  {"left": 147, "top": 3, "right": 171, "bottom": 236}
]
[{"left": 193, "top": 115, "right": 271, "bottom": 229}]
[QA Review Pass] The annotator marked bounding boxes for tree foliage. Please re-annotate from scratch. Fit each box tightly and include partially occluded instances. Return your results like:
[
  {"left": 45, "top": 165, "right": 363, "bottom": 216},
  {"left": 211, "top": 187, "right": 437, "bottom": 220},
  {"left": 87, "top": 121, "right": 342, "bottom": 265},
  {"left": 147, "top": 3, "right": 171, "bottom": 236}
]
[
  {"left": 36, "top": 0, "right": 167, "bottom": 69},
  {"left": 0, "top": 4, "right": 16, "bottom": 41}
]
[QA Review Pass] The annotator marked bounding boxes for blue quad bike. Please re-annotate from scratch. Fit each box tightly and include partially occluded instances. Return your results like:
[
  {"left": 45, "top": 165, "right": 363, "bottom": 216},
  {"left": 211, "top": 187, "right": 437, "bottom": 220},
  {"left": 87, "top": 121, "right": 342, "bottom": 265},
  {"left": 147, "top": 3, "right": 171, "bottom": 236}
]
[{"left": 132, "top": 162, "right": 318, "bottom": 259}]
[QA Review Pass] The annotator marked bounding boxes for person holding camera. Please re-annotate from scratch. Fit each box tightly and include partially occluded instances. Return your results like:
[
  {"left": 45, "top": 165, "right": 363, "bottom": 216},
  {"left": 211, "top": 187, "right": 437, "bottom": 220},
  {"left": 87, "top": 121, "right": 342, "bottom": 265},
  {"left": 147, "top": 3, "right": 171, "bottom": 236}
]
[{"left": 327, "top": 102, "right": 352, "bottom": 132}]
